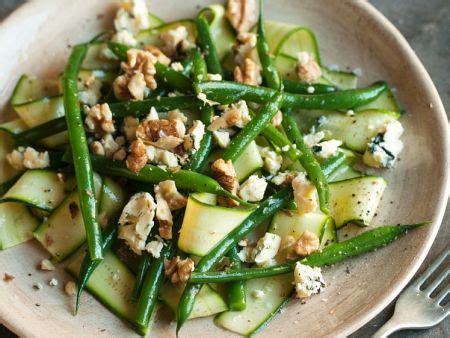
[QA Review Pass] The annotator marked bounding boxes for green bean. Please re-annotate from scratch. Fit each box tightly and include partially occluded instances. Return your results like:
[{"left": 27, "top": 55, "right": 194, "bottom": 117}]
[
  {"left": 63, "top": 44, "right": 102, "bottom": 261},
  {"left": 283, "top": 80, "right": 336, "bottom": 94},
  {"left": 89, "top": 155, "right": 250, "bottom": 206},
  {"left": 226, "top": 246, "right": 246, "bottom": 311},
  {"left": 155, "top": 63, "right": 193, "bottom": 93},
  {"left": 135, "top": 212, "right": 183, "bottom": 334},
  {"left": 261, "top": 123, "right": 298, "bottom": 161},
  {"left": 188, "top": 223, "right": 427, "bottom": 283},
  {"left": 282, "top": 109, "right": 329, "bottom": 214},
  {"left": 176, "top": 188, "right": 292, "bottom": 332},
  {"left": 192, "top": 48, "right": 208, "bottom": 82},
  {"left": 14, "top": 117, "right": 67, "bottom": 145},
  {"left": 183, "top": 107, "right": 214, "bottom": 172},
  {"left": 321, "top": 152, "right": 347, "bottom": 178},
  {"left": 222, "top": 93, "right": 283, "bottom": 162},
  {"left": 109, "top": 95, "right": 199, "bottom": 118},
  {"left": 181, "top": 58, "right": 194, "bottom": 78},
  {"left": 195, "top": 16, "right": 223, "bottom": 76},
  {"left": 132, "top": 253, "right": 151, "bottom": 301},
  {"left": 106, "top": 41, "right": 130, "bottom": 62},
  {"left": 256, "top": 0, "right": 282, "bottom": 90},
  {"left": 195, "top": 80, "right": 387, "bottom": 110},
  {"left": 75, "top": 224, "right": 118, "bottom": 314}
]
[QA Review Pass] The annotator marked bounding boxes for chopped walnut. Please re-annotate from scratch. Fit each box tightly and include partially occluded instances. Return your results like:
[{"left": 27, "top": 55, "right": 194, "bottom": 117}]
[
  {"left": 184, "top": 120, "right": 205, "bottom": 152},
  {"left": 296, "top": 51, "right": 322, "bottom": 83},
  {"left": 164, "top": 256, "right": 195, "bottom": 283},
  {"left": 154, "top": 185, "right": 173, "bottom": 240},
  {"left": 272, "top": 171, "right": 298, "bottom": 186},
  {"left": 167, "top": 109, "right": 188, "bottom": 123},
  {"left": 65, "top": 281, "right": 77, "bottom": 296},
  {"left": 136, "top": 119, "right": 184, "bottom": 151},
  {"left": 123, "top": 116, "right": 140, "bottom": 142},
  {"left": 294, "top": 230, "right": 320, "bottom": 256},
  {"left": 211, "top": 158, "right": 239, "bottom": 207},
  {"left": 84, "top": 103, "right": 116, "bottom": 135},
  {"left": 234, "top": 32, "right": 257, "bottom": 67},
  {"left": 234, "top": 58, "right": 262, "bottom": 86},
  {"left": 271, "top": 110, "right": 283, "bottom": 127},
  {"left": 7, "top": 147, "right": 50, "bottom": 170},
  {"left": 113, "top": 48, "right": 158, "bottom": 100},
  {"left": 292, "top": 172, "right": 318, "bottom": 215},
  {"left": 157, "top": 180, "right": 187, "bottom": 210},
  {"left": 146, "top": 145, "right": 180, "bottom": 168},
  {"left": 207, "top": 100, "right": 251, "bottom": 131},
  {"left": 226, "top": 0, "right": 257, "bottom": 33},
  {"left": 90, "top": 134, "right": 127, "bottom": 160},
  {"left": 126, "top": 139, "right": 148, "bottom": 172},
  {"left": 143, "top": 45, "right": 171, "bottom": 66},
  {"left": 160, "top": 26, "right": 194, "bottom": 57}
]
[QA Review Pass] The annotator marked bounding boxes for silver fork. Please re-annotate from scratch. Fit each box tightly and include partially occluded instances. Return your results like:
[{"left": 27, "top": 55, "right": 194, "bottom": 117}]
[{"left": 373, "top": 248, "right": 449, "bottom": 337}]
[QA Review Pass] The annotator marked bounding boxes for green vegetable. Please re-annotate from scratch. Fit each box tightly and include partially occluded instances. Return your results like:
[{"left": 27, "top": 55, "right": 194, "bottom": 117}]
[
  {"left": 0, "top": 174, "right": 21, "bottom": 197},
  {"left": 89, "top": 155, "right": 250, "bottom": 206},
  {"left": 195, "top": 16, "right": 223, "bottom": 76},
  {"left": 75, "top": 224, "right": 117, "bottom": 314},
  {"left": 256, "top": 0, "right": 282, "bottom": 90},
  {"left": 195, "top": 80, "right": 387, "bottom": 110},
  {"left": 135, "top": 213, "right": 183, "bottom": 334},
  {"left": 222, "top": 93, "right": 283, "bottom": 162},
  {"left": 320, "top": 152, "right": 347, "bottom": 178},
  {"left": 14, "top": 116, "right": 67, "bottom": 145},
  {"left": 106, "top": 41, "right": 130, "bottom": 61},
  {"left": 155, "top": 62, "right": 193, "bottom": 93},
  {"left": 227, "top": 246, "right": 246, "bottom": 311},
  {"left": 176, "top": 188, "right": 292, "bottom": 333},
  {"left": 283, "top": 80, "right": 336, "bottom": 94},
  {"left": 188, "top": 223, "right": 427, "bottom": 283},
  {"left": 261, "top": 123, "right": 298, "bottom": 161},
  {"left": 282, "top": 109, "right": 329, "bottom": 214},
  {"left": 132, "top": 253, "right": 151, "bottom": 301},
  {"left": 192, "top": 48, "right": 208, "bottom": 82},
  {"left": 63, "top": 44, "right": 102, "bottom": 262}
]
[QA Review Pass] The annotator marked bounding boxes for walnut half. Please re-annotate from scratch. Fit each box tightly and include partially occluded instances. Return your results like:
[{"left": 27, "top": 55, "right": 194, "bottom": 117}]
[
  {"left": 226, "top": 0, "right": 257, "bottom": 33},
  {"left": 211, "top": 158, "right": 239, "bottom": 207},
  {"left": 164, "top": 256, "right": 195, "bottom": 283}
]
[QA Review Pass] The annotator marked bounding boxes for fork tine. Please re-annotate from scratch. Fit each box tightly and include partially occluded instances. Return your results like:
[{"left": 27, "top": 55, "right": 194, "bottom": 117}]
[
  {"left": 425, "top": 267, "right": 450, "bottom": 296},
  {"left": 412, "top": 248, "right": 449, "bottom": 288},
  {"left": 435, "top": 284, "right": 450, "bottom": 305}
]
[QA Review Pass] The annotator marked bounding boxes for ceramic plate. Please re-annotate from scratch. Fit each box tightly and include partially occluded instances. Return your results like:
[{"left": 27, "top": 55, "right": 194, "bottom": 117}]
[{"left": 0, "top": 1, "right": 448, "bottom": 337}]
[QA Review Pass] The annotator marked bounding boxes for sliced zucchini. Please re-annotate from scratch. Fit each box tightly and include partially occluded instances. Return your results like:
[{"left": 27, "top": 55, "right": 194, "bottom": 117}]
[
  {"left": 99, "top": 176, "right": 127, "bottom": 220},
  {"left": 329, "top": 176, "right": 386, "bottom": 228},
  {"left": 357, "top": 86, "right": 401, "bottom": 113},
  {"left": 81, "top": 42, "right": 120, "bottom": 70},
  {"left": 269, "top": 211, "right": 336, "bottom": 248},
  {"left": 136, "top": 20, "right": 197, "bottom": 48},
  {"left": 199, "top": 4, "right": 236, "bottom": 60},
  {"left": 0, "top": 170, "right": 75, "bottom": 211},
  {"left": 275, "top": 27, "right": 320, "bottom": 62},
  {"left": 66, "top": 250, "right": 137, "bottom": 322},
  {"left": 33, "top": 174, "right": 103, "bottom": 261},
  {"left": 190, "top": 192, "right": 217, "bottom": 205},
  {"left": 0, "top": 118, "right": 28, "bottom": 135},
  {"left": 0, "top": 129, "right": 22, "bottom": 184},
  {"left": 215, "top": 274, "right": 293, "bottom": 336},
  {"left": 319, "top": 67, "right": 358, "bottom": 90},
  {"left": 148, "top": 13, "right": 165, "bottom": 28},
  {"left": 0, "top": 202, "right": 39, "bottom": 250},
  {"left": 178, "top": 196, "right": 253, "bottom": 256},
  {"left": 10, "top": 74, "right": 60, "bottom": 106},
  {"left": 159, "top": 282, "right": 227, "bottom": 319},
  {"left": 327, "top": 164, "right": 361, "bottom": 183},
  {"left": 57, "top": 69, "right": 116, "bottom": 93},
  {"left": 315, "top": 109, "right": 400, "bottom": 152},
  {"left": 263, "top": 20, "right": 298, "bottom": 55},
  {"left": 233, "top": 140, "right": 264, "bottom": 182}
]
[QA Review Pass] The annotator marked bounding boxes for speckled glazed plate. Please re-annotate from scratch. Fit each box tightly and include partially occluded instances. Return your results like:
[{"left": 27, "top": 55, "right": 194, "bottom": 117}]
[{"left": 0, "top": 0, "right": 448, "bottom": 337}]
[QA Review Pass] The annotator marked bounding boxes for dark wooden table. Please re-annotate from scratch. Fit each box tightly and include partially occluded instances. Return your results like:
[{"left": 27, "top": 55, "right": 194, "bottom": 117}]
[{"left": 0, "top": 0, "right": 448, "bottom": 337}]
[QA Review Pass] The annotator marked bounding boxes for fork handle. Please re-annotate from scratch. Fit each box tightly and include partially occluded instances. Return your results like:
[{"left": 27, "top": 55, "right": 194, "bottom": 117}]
[{"left": 372, "top": 317, "right": 409, "bottom": 338}]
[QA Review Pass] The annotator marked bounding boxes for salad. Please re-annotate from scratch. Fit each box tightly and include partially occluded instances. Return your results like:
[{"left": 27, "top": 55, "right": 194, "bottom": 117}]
[{"left": 0, "top": 0, "right": 426, "bottom": 336}]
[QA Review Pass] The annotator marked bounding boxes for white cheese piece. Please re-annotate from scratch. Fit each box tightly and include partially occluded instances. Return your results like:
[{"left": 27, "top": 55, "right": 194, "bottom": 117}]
[
  {"left": 48, "top": 278, "right": 58, "bottom": 287},
  {"left": 118, "top": 192, "right": 156, "bottom": 255},
  {"left": 258, "top": 146, "right": 283, "bottom": 174},
  {"left": 313, "top": 139, "right": 342, "bottom": 159},
  {"left": 207, "top": 73, "right": 223, "bottom": 81},
  {"left": 292, "top": 172, "right": 318, "bottom": 215},
  {"left": 253, "top": 233, "right": 282, "bottom": 267},
  {"left": 145, "top": 240, "right": 164, "bottom": 258},
  {"left": 293, "top": 262, "right": 326, "bottom": 298},
  {"left": 303, "top": 131, "right": 325, "bottom": 148},
  {"left": 189, "top": 120, "right": 205, "bottom": 151},
  {"left": 170, "top": 62, "right": 184, "bottom": 72},
  {"left": 238, "top": 175, "right": 267, "bottom": 202}
]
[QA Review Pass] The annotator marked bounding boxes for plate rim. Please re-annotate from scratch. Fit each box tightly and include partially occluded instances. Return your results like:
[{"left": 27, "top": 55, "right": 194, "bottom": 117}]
[{"left": 0, "top": 0, "right": 448, "bottom": 337}]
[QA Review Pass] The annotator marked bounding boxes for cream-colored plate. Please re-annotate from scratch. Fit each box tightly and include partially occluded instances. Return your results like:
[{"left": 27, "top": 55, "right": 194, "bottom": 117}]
[{"left": 0, "top": 1, "right": 448, "bottom": 337}]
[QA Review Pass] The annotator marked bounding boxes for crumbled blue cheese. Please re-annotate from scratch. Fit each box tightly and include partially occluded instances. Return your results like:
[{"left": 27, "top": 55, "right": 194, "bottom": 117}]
[
  {"left": 293, "top": 262, "right": 326, "bottom": 298},
  {"left": 187, "top": 120, "right": 205, "bottom": 151},
  {"left": 118, "top": 192, "right": 156, "bottom": 255},
  {"left": 145, "top": 239, "right": 164, "bottom": 258},
  {"left": 212, "top": 130, "right": 231, "bottom": 148},
  {"left": 238, "top": 175, "right": 267, "bottom": 202},
  {"left": 258, "top": 146, "right": 283, "bottom": 175},
  {"left": 363, "top": 120, "right": 404, "bottom": 168},
  {"left": 112, "top": 30, "right": 137, "bottom": 46},
  {"left": 253, "top": 233, "right": 282, "bottom": 267},
  {"left": 303, "top": 131, "right": 325, "bottom": 148},
  {"left": 208, "top": 100, "right": 251, "bottom": 130},
  {"left": 272, "top": 171, "right": 298, "bottom": 186},
  {"left": 312, "top": 139, "right": 342, "bottom": 159},
  {"left": 292, "top": 172, "right": 318, "bottom": 215},
  {"left": 114, "top": 0, "right": 150, "bottom": 34}
]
